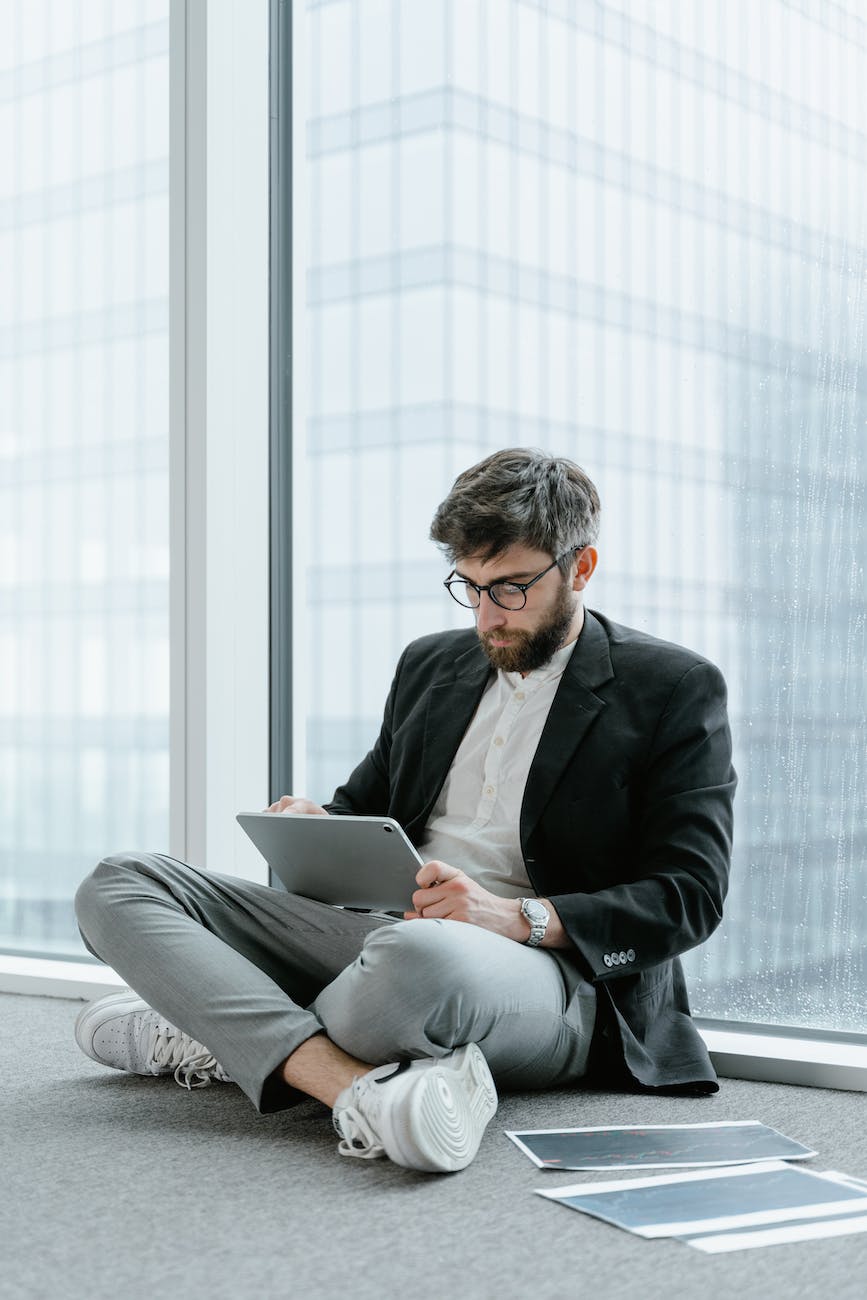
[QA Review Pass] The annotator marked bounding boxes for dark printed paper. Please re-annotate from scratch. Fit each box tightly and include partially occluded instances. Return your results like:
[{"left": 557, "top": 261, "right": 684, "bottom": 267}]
[
  {"left": 535, "top": 1161, "right": 867, "bottom": 1242},
  {"left": 507, "top": 1120, "right": 815, "bottom": 1170}
]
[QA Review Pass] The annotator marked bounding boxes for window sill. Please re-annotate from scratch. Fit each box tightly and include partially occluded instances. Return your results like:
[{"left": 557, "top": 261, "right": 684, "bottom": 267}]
[
  {"left": 0, "top": 955, "right": 127, "bottom": 1000},
  {"left": 699, "top": 1022, "right": 867, "bottom": 1092},
  {"left": 2, "top": 960, "right": 865, "bottom": 1094}
]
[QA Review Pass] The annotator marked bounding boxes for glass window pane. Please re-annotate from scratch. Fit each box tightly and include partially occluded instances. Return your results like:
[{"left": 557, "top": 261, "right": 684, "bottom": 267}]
[
  {"left": 298, "top": 0, "right": 867, "bottom": 1033},
  {"left": 0, "top": 1, "right": 170, "bottom": 959}
]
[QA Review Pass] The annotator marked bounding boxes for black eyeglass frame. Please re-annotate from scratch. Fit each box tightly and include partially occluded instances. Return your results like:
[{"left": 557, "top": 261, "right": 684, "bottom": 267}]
[{"left": 443, "top": 547, "right": 585, "bottom": 611}]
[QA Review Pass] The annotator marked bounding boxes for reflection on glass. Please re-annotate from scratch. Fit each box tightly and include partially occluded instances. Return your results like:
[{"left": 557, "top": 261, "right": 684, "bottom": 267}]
[
  {"left": 0, "top": 2, "right": 170, "bottom": 958},
  {"left": 302, "top": 0, "right": 867, "bottom": 1032}
]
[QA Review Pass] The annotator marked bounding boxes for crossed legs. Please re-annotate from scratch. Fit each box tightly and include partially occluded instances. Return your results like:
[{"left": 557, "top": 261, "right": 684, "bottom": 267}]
[
  {"left": 74, "top": 852, "right": 392, "bottom": 1111},
  {"left": 75, "top": 852, "right": 595, "bottom": 1117}
]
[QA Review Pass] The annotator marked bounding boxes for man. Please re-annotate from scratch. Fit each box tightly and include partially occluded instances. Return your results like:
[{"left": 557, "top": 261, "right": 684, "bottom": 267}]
[{"left": 74, "top": 448, "right": 736, "bottom": 1175}]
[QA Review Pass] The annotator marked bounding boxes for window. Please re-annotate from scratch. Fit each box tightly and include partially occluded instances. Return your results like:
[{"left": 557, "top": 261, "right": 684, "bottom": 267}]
[
  {"left": 0, "top": 1, "right": 171, "bottom": 960},
  {"left": 297, "top": 0, "right": 867, "bottom": 1035}
]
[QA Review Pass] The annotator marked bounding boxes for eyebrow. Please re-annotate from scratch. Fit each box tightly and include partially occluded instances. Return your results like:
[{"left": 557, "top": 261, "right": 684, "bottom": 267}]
[{"left": 454, "top": 566, "right": 536, "bottom": 583}]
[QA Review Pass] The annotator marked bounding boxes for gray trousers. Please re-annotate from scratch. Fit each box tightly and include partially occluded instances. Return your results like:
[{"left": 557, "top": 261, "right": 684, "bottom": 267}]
[{"left": 74, "top": 852, "right": 597, "bottom": 1113}]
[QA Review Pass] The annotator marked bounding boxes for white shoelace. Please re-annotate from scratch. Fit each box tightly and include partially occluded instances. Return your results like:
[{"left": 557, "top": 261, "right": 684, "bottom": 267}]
[
  {"left": 145, "top": 1021, "right": 232, "bottom": 1090},
  {"left": 334, "top": 1103, "right": 386, "bottom": 1160}
]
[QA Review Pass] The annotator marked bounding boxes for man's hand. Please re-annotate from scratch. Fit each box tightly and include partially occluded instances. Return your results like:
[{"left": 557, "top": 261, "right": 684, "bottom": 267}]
[
  {"left": 405, "top": 860, "right": 528, "bottom": 941},
  {"left": 264, "top": 795, "right": 329, "bottom": 816}
]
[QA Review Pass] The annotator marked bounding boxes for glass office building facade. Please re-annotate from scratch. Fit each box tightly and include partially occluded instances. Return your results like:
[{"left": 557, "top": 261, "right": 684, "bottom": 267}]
[
  {"left": 0, "top": 3, "right": 170, "bottom": 956},
  {"left": 3, "top": 0, "right": 865, "bottom": 1039},
  {"left": 303, "top": 0, "right": 867, "bottom": 1030}
]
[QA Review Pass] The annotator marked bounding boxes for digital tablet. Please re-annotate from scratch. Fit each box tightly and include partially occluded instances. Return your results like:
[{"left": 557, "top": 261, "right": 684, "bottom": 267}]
[{"left": 235, "top": 811, "right": 424, "bottom": 910}]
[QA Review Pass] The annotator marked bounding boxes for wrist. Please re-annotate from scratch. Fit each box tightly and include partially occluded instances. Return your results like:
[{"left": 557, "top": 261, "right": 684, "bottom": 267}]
[{"left": 511, "top": 898, "right": 530, "bottom": 942}]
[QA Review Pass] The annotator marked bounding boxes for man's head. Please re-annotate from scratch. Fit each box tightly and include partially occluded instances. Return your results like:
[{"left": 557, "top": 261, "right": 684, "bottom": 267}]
[{"left": 430, "top": 449, "right": 601, "bottom": 672}]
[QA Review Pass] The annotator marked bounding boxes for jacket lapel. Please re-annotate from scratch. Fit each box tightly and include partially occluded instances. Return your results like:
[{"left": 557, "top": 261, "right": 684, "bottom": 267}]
[{"left": 520, "top": 609, "right": 614, "bottom": 847}]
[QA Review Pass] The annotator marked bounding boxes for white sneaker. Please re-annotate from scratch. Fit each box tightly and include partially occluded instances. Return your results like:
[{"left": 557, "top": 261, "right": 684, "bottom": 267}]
[
  {"left": 332, "top": 1042, "right": 498, "bottom": 1173},
  {"left": 74, "top": 990, "right": 232, "bottom": 1092}
]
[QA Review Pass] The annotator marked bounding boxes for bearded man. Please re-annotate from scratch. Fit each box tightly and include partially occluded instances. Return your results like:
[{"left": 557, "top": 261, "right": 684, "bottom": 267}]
[{"left": 73, "top": 448, "right": 736, "bottom": 1175}]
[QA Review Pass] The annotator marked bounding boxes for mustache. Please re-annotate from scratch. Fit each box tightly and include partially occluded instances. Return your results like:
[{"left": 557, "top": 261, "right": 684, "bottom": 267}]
[{"left": 480, "top": 629, "right": 526, "bottom": 645}]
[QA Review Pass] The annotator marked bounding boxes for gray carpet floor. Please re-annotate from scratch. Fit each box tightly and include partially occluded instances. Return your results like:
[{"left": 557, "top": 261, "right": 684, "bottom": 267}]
[{"left": 3, "top": 990, "right": 866, "bottom": 1300}]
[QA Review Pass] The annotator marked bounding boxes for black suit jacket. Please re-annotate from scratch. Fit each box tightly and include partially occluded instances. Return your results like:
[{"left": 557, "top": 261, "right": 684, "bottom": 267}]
[{"left": 325, "top": 609, "right": 736, "bottom": 1093}]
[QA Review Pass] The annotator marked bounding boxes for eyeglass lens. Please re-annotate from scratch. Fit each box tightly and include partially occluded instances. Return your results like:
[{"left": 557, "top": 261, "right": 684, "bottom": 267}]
[{"left": 447, "top": 581, "right": 526, "bottom": 610}]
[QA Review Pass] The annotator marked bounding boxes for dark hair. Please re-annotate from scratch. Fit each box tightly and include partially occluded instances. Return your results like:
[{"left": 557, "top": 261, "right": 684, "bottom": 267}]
[{"left": 429, "top": 448, "right": 600, "bottom": 573}]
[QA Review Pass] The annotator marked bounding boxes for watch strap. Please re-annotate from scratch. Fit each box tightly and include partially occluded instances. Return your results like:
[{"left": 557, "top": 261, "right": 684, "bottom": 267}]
[{"left": 518, "top": 897, "right": 549, "bottom": 947}]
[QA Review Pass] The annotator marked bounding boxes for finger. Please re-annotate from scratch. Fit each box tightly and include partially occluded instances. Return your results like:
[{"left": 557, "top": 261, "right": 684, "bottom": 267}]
[
  {"left": 415, "top": 859, "right": 458, "bottom": 888},
  {"left": 412, "top": 898, "right": 451, "bottom": 920},
  {"left": 411, "top": 883, "right": 447, "bottom": 912},
  {"left": 263, "top": 796, "right": 328, "bottom": 815}
]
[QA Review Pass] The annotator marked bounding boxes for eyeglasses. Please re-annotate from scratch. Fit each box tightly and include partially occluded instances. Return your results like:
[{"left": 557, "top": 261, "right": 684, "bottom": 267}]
[{"left": 443, "top": 548, "right": 583, "bottom": 611}]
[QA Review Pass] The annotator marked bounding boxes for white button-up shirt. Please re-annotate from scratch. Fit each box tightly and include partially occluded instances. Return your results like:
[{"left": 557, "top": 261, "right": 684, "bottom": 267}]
[{"left": 418, "top": 639, "right": 577, "bottom": 897}]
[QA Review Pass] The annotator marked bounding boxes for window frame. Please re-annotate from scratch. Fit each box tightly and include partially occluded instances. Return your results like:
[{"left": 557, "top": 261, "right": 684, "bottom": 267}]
[
  {"left": 278, "top": 0, "right": 867, "bottom": 1093},
  {"left": 0, "top": 0, "right": 270, "bottom": 992},
  {"left": 6, "top": 0, "right": 866, "bottom": 1097}
]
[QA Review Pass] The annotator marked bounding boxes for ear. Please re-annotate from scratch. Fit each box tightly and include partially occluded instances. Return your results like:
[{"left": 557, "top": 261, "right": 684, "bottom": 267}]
[{"left": 571, "top": 546, "right": 598, "bottom": 592}]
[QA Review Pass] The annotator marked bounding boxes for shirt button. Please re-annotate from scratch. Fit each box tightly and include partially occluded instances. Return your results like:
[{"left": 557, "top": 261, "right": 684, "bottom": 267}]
[
  {"left": 484, "top": 785, "right": 495, "bottom": 796},
  {"left": 493, "top": 736, "right": 504, "bottom": 747},
  {"left": 514, "top": 691, "right": 525, "bottom": 701}
]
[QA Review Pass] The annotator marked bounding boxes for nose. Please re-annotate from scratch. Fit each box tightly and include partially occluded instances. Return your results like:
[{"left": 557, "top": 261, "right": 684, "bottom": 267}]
[{"left": 475, "top": 589, "right": 507, "bottom": 633}]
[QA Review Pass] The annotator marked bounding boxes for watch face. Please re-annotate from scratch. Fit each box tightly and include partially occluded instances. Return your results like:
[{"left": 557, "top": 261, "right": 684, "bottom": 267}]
[{"left": 524, "top": 899, "right": 547, "bottom": 922}]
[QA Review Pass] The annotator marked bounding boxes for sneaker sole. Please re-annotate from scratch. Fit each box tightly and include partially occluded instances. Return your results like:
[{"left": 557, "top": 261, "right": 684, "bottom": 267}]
[
  {"left": 74, "top": 990, "right": 151, "bottom": 1068},
  {"left": 399, "top": 1042, "right": 498, "bottom": 1173}
]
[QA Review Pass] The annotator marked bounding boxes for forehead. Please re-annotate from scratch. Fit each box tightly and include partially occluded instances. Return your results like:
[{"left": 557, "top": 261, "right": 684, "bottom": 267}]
[{"left": 456, "top": 543, "right": 553, "bottom": 581}]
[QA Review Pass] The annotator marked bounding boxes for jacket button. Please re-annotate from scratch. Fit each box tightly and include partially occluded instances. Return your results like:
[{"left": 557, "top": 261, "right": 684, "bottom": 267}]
[
  {"left": 619, "top": 951, "right": 628, "bottom": 964},
  {"left": 627, "top": 948, "right": 636, "bottom": 962},
  {"left": 603, "top": 954, "right": 612, "bottom": 967}
]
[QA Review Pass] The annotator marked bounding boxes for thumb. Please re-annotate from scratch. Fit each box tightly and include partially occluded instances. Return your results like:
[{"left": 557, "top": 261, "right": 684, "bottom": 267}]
[{"left": 416, "top": 859, "right": 460, "bottom": 887}]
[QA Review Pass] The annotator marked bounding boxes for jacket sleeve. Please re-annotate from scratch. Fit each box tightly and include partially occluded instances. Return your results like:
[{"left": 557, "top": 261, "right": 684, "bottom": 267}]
[{"left": 547, "top": 660, "right": 736, "bottom": 982}]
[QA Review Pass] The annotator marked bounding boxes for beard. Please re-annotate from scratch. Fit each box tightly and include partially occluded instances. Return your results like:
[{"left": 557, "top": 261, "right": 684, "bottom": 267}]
[{"left": 478, "top": 579, "right": 578, "bottom": 674}]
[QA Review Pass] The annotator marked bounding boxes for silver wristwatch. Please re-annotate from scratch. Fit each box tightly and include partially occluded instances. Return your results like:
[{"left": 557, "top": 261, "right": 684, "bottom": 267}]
[{"left": 518, "top": 897, "right": 550, "bottom": 947}]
